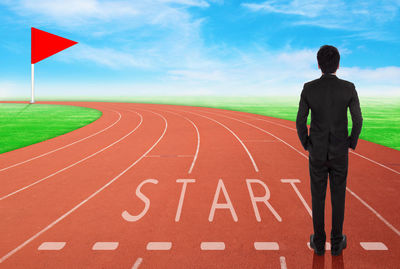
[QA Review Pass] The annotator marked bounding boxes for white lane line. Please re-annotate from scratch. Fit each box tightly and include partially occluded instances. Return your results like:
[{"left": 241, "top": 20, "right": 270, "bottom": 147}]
[
  {"left": 280, "top": 256, "right": 287, "bottom": 269},
  {"left": 0, "top": 111, "right": 143, "bottom": 201},
  {"left": 254, "top": 242, "right": 279, "bottom": 250},
  {"left": 281, "top": 179, "right": 312, "bottom": 217},
  {"left": 307, "top": 242, "right": 331, "bottom": 250},
  {"left": 199, "top": 109, "right": 400, "bottom": 238},
  {"left": 220, "top": 109, "right": 400, "bottom": 175},
  {"left": 214, "top": 109, "right": 297, "bottom": 131},
  {"left": 132, "top": 257, "right": 143, "bottom": 269},
  {"left": 38, "top": 242, "right": 66, "bottom": 250},
  {"left": 0, "top": 109, "right": 121, "bottom": 172},
  {"left": 179, "top": 109, "right": 259, "bottom": 172},
  {"left": 146, "top": 242, "right": 172, "bottom": 250},
  {"left": 197, "top": 109, "right": 308, "bottom": 159},
  {"left": 92, "top": 242, "right": 119, "bottom": 250},
  {"left": 198, "top": 109, "right": 308, "bottom": 159},
  {"left": 360, "top": 242, "right": 388, "bottom": 250},
  {"left": 155, "top": 109, "right": 200, "bottom": 174},
  {"left": 346, "top": 188, "right": 400, "bottom": 237},
  {"left": 200, "top": 242, "right": 225, "bottom": 250},
  {"left": 350, "top": 151, "right": 400, "bottom": 175},
  {"left": 0, "top": 109, "right": 168, "bottom": 264},
  {"left": 256, "top": 118, "right": 297, "bottom": 131}
]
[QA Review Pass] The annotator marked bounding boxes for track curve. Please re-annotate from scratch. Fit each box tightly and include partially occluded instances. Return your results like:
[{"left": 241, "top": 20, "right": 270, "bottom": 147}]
[{"left": 0, "top": 101, "right": 399, "bottom": 269}]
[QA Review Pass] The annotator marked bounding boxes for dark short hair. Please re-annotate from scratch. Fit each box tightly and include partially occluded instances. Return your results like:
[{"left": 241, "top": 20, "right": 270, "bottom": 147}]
[{"left": 317, "top": 45, "right": 340, "bottom": 74}]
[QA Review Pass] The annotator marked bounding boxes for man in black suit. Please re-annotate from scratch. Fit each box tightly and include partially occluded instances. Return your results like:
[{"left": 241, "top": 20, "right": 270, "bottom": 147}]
[{"left": 296, "top": 45, "right": 363, "bottom": 256}]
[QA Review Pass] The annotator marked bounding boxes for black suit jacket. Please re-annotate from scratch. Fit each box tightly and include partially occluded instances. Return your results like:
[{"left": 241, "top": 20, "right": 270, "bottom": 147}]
[{"left": 296, "top": 73, "right": 363, "bottom": 160}]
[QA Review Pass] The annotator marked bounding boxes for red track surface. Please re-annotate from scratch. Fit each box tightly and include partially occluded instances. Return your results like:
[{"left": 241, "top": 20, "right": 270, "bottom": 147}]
[{"left": 0, "top": 101, "right": 399, "bottom": 269}]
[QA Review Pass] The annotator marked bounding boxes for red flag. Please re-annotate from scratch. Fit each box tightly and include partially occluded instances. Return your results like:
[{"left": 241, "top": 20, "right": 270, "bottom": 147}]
[{"left": 31, "top": 27, "right": 78, "bottom": 64}]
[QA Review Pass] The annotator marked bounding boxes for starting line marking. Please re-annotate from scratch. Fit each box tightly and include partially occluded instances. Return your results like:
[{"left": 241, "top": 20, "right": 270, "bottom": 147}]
[
  {"left": 38, "top": 242, "right": 66, "bottom": 251},
  {"left": 360, "top": 242, "right": 388, "bottom": 250},
  {"left": 307, "top": 242, "right": 331, "bottom": 250},
  {"left": 201, "top": 242, "right": 225, "bottom": 250},
  {"left": 146, "top": 242, "right": 172, "bottom": 250},
  {"left": 36, "top": 240, "right": 388, "bottom": 252},
  {"left": 92, "top": 242, "right": 119, "bottom": 250},
  {"left": 254, "top": 242, "right": 279, "bottom": 250}
]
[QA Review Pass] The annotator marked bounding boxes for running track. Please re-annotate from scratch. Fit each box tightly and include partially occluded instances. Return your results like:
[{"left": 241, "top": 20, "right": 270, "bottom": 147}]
[{"left": 0, "top": 101, "right": 399, "bottom": 269}]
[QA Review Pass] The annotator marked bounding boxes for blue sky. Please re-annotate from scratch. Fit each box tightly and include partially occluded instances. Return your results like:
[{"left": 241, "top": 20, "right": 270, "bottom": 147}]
[{"left": 0, "top": 0, "right": 399, "bottom": 98}]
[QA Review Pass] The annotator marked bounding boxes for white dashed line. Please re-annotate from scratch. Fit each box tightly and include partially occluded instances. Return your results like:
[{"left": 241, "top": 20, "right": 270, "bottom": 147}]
[
  {"left": 131, "top": 257, "right": 143, "bottom": 269},
  {"left": 0, "top": 110, "right": 167, "bottom": 264},
  {"left": 360, "top": 242, "right": 388, "bottom": 250},
  {"left": 92, "top": 242, "right": 119, "bottom": 250},
  {"left": 200, "top": 242, "right": 225, "bottom": 250},
  {"left": 38, "top": 242, "right": 66, "bottom": 251},
  {"left": 280, "top": 256, "right": 287, "bottom": 269},
  {"left": 307, "top": 242, "right": 331, "bottom": 250},
  {"left": 146, "top": 242, "right": 172, "bottom": 250},
  {"left": 254, "top": 242, "right": 279, "bottom": 250},
  {"left": 193, "top": 108, "right": 400, "bottom": 237}
]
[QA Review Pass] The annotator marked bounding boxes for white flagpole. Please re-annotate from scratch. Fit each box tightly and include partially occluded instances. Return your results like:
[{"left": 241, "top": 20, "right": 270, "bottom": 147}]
[{"left": 30, "top": 63, "right": 35, "bottom": 104}]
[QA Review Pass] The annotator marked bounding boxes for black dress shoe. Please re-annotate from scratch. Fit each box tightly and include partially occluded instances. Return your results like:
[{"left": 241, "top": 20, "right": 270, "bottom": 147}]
[
  {"left": 331, "top": 235, "right": 347, "bottom": 256},
  {"left": 310, "top": 234, "right": 325, "bottom": 255}
]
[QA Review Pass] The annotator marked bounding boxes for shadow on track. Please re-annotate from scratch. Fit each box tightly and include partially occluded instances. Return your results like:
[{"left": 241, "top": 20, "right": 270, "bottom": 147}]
[{"left": 311, "top": 252, "right": 344, "bottom": 269}]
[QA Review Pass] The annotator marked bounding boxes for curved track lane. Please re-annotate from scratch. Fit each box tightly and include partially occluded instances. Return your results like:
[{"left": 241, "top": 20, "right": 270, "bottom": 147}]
[{"left": 0, "top": 101, "right": 399, "bottom": 269}]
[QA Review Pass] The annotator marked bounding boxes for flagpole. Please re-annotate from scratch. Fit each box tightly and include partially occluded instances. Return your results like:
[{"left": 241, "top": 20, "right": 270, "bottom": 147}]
[{"left": 30, "top": 63, "right": 35, "bottom": 104}]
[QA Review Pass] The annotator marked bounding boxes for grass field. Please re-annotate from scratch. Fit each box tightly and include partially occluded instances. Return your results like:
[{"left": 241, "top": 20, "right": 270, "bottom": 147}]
[
  {"left": 88, "top": 95, "right": 398, "bottom": 151},
  {"left": 0, "top": 103, "right": 101, "bottom": 154},
  {"left": 1, "top": 96, "right": 399, "bottom": 153}
]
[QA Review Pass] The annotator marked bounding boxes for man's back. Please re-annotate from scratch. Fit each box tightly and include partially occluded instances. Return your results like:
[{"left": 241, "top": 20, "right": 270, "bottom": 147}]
[
  {"left": 296, "top": 44, "right": 363, "bottom": 256},
  {"left": 296, "top": 73, "right": 363, "bottom": 160}
]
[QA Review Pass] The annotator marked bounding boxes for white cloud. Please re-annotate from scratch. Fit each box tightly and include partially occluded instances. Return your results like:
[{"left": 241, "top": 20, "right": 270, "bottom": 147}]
[
  {"left": 1, "top": 0, "right": 399, "bottom": 98},
  {"left": 340, "top": 66, "right": 400, "bottom": 89},
  {"left": 3, "top": 0, "right": 211, "bottom": 29},
  {"left": 242, "top": 0, "right": 340, "bottom": 18},
  {"left": 58, "top": 44, "right": 152, "bottom": 69},
  {"left": 242, "top": 0, "right": 400, "bottom": 33},
  {"left": 160, "top": 0, "right": 210, "bottom": 7},
  {"left": 2, "top": 56, "right": 400, "bottom": 98}
]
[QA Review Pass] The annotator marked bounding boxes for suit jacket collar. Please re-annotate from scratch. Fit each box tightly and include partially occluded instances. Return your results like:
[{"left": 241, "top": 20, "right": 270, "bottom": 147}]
[{"left": 320, "top": 73, "right": 337, "bottom": 79}]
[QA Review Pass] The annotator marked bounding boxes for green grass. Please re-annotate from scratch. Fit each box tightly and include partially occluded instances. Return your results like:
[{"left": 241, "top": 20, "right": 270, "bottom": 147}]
[
  {"left": 74, "top": 95, "right": 399, "bottom": 151},
  {"left": 0, "top": 103, "right": 101, "bottom": 154},
  {"left": 1, "top": 96, "right": 399, "bottom": 153}
]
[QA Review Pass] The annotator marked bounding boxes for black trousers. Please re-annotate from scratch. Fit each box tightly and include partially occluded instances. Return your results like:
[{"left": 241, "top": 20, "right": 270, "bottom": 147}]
[{"left": 309, "top": 153, "right": 348, "bottom": 248}]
